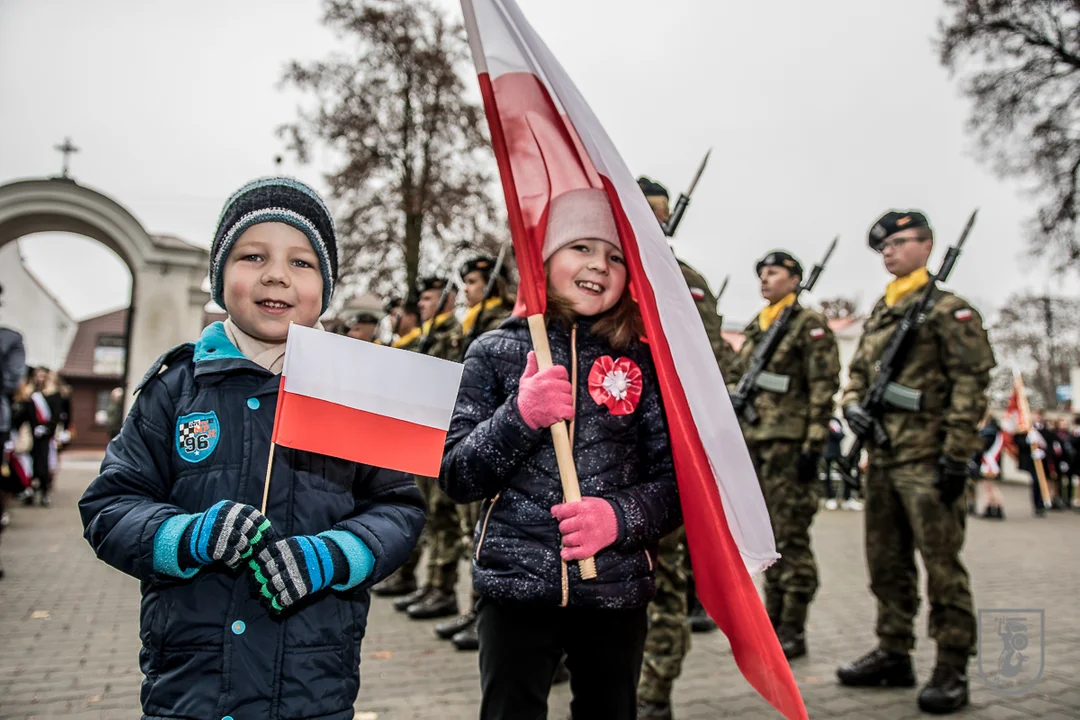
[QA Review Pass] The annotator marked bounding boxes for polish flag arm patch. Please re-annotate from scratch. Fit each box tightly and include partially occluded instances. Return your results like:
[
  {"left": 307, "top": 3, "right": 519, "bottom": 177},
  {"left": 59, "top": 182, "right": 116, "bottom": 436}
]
[
  {"left": 689, "top": 287, "right": 706, "bottom": 301},
  {"left": 954, "top": 308, "right": 973, "bottom": 322},
  {"left": 809, "top": 327, "right": 826, "bottom": 339}
]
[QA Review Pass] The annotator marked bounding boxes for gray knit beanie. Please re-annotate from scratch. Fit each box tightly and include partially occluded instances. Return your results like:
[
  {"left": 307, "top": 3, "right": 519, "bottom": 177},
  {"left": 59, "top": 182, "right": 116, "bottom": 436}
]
[{"left": 210, "top": 177, "right": 338, "bottom": 313}]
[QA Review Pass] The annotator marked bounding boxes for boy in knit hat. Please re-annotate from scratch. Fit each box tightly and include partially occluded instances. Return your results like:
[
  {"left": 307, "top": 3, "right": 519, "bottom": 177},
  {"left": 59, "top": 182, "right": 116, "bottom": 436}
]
[{"left": 79, "top": 177, "right": 427, "bottom": 720}]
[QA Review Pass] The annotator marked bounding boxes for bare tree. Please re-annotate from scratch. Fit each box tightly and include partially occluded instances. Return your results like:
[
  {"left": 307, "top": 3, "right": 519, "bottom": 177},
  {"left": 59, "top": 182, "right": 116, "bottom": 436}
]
[
  {"left": 280, "top": 0, "right": 500, "bottom": 301},
  {"left": 938, "top": 1, "right": 1080, "bottom": 262},
  {"left": 818, "top": 296, "right": 860, "bottom": 320},
  {"left": 990, "top": 292, "right": 1080, "bottom": 409}
]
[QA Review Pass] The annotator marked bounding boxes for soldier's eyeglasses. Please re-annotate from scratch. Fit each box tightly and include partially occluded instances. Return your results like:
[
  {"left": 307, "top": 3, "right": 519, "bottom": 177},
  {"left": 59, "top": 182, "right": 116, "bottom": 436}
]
[{"left": 878, "top": 236, "right": 917, "bottom": 251}]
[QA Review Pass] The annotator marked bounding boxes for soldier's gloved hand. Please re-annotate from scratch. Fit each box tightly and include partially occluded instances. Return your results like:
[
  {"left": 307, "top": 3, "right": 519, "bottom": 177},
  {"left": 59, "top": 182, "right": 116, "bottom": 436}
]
[
  {"left": 797, "top": 451, "right": 820, "bottom": 484},
  {"left": 935, "top": 457, "right": 969, "bottom": 506},
  {"left": 843, "top": 403, "right": 874, "bottom": 438},
  {"left": 176, "top": 500, "right": 273, "bottom": 571},
  {"left": 728, "top": 390, "right": 747, "bottom": 413}
]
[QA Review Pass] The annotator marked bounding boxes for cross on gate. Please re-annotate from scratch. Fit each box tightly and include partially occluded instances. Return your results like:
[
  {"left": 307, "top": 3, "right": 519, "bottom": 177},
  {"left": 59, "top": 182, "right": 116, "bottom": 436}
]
[{"left": 54, "top": 137, "right": 79, "bottom": 178}]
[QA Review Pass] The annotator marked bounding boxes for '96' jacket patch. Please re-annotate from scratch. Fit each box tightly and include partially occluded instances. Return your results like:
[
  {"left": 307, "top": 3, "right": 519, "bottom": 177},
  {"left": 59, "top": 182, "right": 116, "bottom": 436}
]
[{"left": 176, "top": 411, "right": 220, "bottom": 463}]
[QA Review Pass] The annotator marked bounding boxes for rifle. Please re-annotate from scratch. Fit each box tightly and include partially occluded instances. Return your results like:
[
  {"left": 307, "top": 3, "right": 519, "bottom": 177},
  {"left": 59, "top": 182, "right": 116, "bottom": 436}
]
[
  {"left": 838, "top": 210, "right": 978, "bottom": 490},
  {"left": 715, "top": 274, "right": 729, "bottom": 312},
  {"left": 463, "top": 242, "right": 509, "bottom": 352},
  {"left": 417, "top": 244, "right": 468, "bottom": 355},
  {"left": 730, "top": 237, "right": 838, "bottom": 424},
  {"left": 663, "top": 149, "right": 711, "bottom": 238}
]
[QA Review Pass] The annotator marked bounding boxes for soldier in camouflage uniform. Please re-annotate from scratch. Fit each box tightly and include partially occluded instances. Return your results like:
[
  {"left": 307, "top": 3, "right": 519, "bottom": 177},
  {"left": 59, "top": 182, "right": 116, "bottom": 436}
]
[
  {"left": 433, "top": 256, "right": 514, "bottom": 650},
  {"left": 727, "top": 250, "right": 840, "bottom": 660},
  {"left": 373, "top": 299, "right": 427, "bottom": 599},
  {"left": 636, "top": 177, "right": 736, "bottom": 720},
  {"left": 837, "top": 210, "right": 995, "bottom": 715},
  {"left": 398, "top": 276, "right": 464, "bottom": 621}
]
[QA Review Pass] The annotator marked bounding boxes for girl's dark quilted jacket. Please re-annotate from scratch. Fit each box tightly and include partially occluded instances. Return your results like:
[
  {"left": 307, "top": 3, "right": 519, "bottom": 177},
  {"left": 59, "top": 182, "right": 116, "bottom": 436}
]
[{"left": 439, "top": 315, "right": 681, "bottom": 609}]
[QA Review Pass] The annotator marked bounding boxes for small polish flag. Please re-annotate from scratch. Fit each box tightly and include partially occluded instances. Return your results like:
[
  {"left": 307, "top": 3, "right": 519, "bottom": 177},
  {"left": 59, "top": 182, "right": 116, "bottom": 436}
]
[
  {"left": 954, "top": 308, "right": 973, "bottom": 322},
  {"left": 271, "top": 324, "right": 465, "bottom": 477}
]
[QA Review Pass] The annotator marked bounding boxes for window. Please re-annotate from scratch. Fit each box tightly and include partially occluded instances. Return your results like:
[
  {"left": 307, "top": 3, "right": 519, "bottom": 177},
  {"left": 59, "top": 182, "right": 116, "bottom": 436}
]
[
  {"left": 93, "top": 335, "right": 126, "bottom": 376},
  {"left": 94, "top": 390, "right": 111, "bottom": 427}
]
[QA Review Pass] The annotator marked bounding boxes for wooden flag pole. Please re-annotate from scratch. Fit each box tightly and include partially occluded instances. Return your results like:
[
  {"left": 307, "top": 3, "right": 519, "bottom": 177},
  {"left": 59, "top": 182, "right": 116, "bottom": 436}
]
[
  {"left": 260, "top": 442, "right": 276, "bottom": 515},
  {"left": 527, "top": 314, "right": 598, "bottom": 580},
  {"left": 1015, "top": 371, "right": 1052, "bottom": 508}
]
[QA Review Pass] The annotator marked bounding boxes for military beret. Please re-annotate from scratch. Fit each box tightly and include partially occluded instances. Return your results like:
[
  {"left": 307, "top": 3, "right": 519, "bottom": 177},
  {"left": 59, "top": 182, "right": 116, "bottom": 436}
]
[
  {"left": 756, "top": 250, "right": 803, "bottom": 278},
  {"left": 637, "top": 176, "right": 669, "bottom": 200},
  {"left": 383, "top": 296, "right": 403, "bottom": 313},
  {"left": 868, "top": 210, "right": 931, "bottom": 251},
  {"left": 460, "top": 256, "right": 508, "bottom": 280},
  {"left": 417, "top": 276, "right": 450, "bottom": 294},
  {"left": 350, "top": 312, "right": 379, "bottom": 326}
]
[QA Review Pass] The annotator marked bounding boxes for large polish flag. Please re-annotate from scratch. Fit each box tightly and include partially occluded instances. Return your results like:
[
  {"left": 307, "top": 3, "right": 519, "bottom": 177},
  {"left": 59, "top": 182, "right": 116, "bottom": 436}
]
[
  {"left": 271, "top": 324, "right": 465, "bottom": 477},
  {"left": 461, "top": 1, "right": 805, "bottom": 717}
]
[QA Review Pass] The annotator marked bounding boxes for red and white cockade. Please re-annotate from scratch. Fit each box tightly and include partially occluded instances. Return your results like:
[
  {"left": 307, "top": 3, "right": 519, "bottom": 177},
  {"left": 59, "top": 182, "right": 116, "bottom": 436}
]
[{"left": 588, "top": 356, "right": 642, "bottom": 416}]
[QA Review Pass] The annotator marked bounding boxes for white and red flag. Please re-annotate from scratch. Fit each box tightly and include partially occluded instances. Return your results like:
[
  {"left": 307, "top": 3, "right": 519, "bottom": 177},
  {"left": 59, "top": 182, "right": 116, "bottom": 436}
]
[
  {"left": 460, "top": 1, "right": 803, "bottom": 717},
  {"left": 271, "top": 324, "right": 465, "bottom": 477}
]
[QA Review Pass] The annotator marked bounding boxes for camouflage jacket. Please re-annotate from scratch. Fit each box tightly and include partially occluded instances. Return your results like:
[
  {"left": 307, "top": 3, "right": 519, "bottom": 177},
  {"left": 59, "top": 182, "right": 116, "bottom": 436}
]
[
  {"left": 461, "top": 300, "right": 512, "bottom": 359},
  {"left": 841, "top": 286, "right": 995, "bottom": 466},
  {"left": 728, "top": 303, "right": 840, "bottom": 449},
  {"left": 679, "top": 260, "right": 737, "bottom": 377},
  {"left": 421, "top": 313, "right": 463, "bottom": 362}
]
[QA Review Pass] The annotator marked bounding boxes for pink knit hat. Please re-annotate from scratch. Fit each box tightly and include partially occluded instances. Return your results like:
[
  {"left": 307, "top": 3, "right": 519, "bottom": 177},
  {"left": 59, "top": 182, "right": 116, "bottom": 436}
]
[{"left": 541, "top": 188, "right": 622, "bottom": 261}]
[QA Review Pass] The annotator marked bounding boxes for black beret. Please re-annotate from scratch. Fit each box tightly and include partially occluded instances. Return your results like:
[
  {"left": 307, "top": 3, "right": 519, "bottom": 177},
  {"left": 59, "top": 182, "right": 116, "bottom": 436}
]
[
  {"left": 461, "top": 256, "right": 505, "bottom": 279},
  {"left": 417, "top": 276, "right": 451, "bottom": 294},
  {"left": 637, "top": 176, "right": 669, "bottom": 200},
  {"left": 400, "top": 301, "right": 421, "bottom": 318},
  {"left": 383, "top": 296, "right": 403, "bottom": 313},
  {"left": 868, "top": 210, "right": 931, "bottom": 251},
  {"left": 350, "top": 312, "right": 379, "bottom": 326},
  {"left": 756, "top": 251, "right": 803, "bottom": 278}
]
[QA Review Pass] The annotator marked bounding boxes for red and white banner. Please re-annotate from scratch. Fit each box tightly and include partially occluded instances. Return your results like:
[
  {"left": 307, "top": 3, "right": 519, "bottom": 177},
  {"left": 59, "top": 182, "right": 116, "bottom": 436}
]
[
  {"left": 461, "top": 2, "right": 804, "bottom": 717},
  {"left": 271, "top": 324, "right": 465, "bottom": 477}
]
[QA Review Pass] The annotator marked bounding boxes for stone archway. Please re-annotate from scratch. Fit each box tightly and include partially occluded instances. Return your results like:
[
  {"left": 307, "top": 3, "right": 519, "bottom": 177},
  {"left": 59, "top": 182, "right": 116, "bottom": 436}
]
[{"left": 0, "top": 178, "right": 209, "bottom": 407}]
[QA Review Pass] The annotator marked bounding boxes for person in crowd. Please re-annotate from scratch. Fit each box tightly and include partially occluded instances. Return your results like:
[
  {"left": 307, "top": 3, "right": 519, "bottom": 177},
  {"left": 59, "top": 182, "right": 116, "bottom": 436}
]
[
  {"left": 440, "top": 188, "right": 681, "bottom": 720},
  {"left": 79, "top": 177, "right": 426, "bottom": 720}
]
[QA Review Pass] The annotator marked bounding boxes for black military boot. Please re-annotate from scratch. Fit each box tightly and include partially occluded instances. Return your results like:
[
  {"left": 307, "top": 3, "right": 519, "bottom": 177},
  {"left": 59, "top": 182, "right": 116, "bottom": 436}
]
[
  {"left": 687, "top": 590, "right": 717, "bottom": 634},
  {"left": 636, "top": 698, "right": 673, "bottom": 720},
  {"left": 392, "top": 585, "right": 430, "bottom": 612},
  {"left": 837, "top": 648, "right": 916, "bottom": 687},
  {"left": 452, "top": 622, "right": 479, "bottom": 651},
  {"left": 917, "top": 663, "right": 969, "bottom": 714},
  {"left": 436, "top": 612, "right": 476, "bottom": 640},
  {"left": 372, "top": 568, "right": 417, "bottom": 597},
  {"left": 407, "top": 588, "right": 458, "bottom": 619},
  {"left": 777, "top": 623, "right": 807, "bottom": 660}
]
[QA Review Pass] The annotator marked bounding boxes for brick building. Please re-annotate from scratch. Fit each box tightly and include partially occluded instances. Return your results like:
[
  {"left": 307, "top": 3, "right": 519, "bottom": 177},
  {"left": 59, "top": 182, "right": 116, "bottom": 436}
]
[{"left": 59, "top": 309, "right": 127, "bottom": 449}]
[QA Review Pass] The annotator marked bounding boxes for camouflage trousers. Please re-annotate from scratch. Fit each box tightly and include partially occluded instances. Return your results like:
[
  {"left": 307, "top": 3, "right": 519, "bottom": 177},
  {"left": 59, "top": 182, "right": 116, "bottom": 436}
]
[
  {"left": 866, "top": 458, "right": 975, "bottom": 662},
  {"left": 638, "top": 527, "right": 691, "bottom": 704},
  {"left": 399, "top": 475, "right": 434, "bottom": 581},
  {"left": 425, "top": 481, "right": 466, "bottom": 591},
  {"left": 748, "top": 440, "right": 819, "bottom": 629}
]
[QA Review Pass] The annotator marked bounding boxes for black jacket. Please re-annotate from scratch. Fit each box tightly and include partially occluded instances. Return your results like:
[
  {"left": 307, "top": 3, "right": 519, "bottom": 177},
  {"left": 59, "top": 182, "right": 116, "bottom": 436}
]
[
  {"left": 440, "top": 316, "right": 681, "bottom": 610},
  {"left": 79, "top": 323, "right": 426, "bottom": 720}
]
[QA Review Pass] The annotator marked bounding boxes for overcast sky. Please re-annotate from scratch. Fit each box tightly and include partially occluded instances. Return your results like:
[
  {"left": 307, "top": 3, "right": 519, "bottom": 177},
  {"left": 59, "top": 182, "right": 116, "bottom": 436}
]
[{"left": 1, "top": 0, "right": 1072, "bottom": 324}]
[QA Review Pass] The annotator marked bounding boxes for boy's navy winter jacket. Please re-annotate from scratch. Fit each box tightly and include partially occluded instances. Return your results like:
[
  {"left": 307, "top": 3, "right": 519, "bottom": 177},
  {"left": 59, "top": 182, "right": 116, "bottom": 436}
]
[
  {"left": 79, "top": 323, "right": 426, "bottom": 720},
  {"left": 440, "top": 316, "right": 681, "bottom": 610}
]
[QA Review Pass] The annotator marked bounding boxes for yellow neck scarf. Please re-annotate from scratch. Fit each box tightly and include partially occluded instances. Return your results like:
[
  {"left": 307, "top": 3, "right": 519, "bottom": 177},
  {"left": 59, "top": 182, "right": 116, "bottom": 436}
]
[
  {"left": 461, "top": 298, "right": 503, "bottom": 337},
  {"left": 422, "top": 310, "right": 455, "bottom": 336},
  {"left": 885, "top": 267, "right": 930, "bottom": 307},
  {"left": 392, "top": 327, "right": 422, "bottom": 349},
  {"left": 758, "top": 293, "right": 796, "bottom": 331}
]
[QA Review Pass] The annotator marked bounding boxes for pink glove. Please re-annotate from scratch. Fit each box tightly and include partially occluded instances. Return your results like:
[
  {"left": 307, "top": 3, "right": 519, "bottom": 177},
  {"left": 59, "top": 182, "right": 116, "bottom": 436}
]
[
  {"left": 517, "top": 351, "right": 575, "bottom": 430},
  {"left": 551, "top": 497, "right": 619, "bottom": 561}
]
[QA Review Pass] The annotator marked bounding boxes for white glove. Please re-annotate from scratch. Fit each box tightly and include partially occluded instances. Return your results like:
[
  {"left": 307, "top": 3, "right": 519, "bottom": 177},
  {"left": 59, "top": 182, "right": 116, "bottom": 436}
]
[{"left": 33, "top": 425, "right": 47, "bottom": 438}]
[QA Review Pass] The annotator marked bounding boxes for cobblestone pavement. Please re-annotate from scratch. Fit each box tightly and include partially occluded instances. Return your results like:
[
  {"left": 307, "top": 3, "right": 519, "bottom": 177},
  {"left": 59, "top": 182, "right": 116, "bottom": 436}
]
[{"left": 1, "top": 456, "right": 1078, "bottom": 719}]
